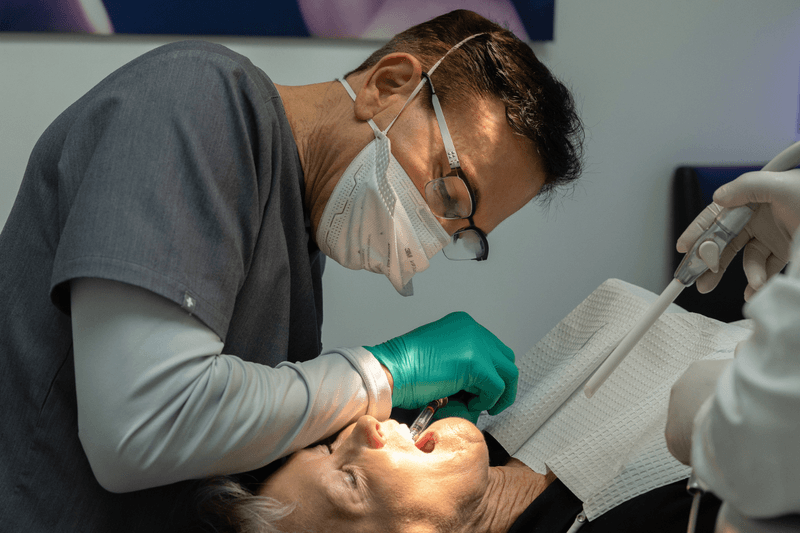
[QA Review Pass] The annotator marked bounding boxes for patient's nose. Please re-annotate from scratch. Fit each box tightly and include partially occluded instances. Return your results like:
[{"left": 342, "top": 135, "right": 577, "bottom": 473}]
[{"left": 353, "top": 415, "right": 386, "bottom": 449}]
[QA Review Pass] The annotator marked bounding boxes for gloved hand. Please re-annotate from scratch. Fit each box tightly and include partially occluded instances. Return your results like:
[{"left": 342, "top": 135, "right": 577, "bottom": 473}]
[
  {"left": 665, "top": 359, "right": 732, "bottom": 465},
  {"left": 429, "top": 391, "right": 481, "bottom": 424},
  {"left": 434, "top": 398, "right": 480, "bottom": 425},
  {"left": 365, "top": 311, "right": 518, "bottom": 420},
  {"left": 676, "top": 169, "right": 800, "bottom": 300}
]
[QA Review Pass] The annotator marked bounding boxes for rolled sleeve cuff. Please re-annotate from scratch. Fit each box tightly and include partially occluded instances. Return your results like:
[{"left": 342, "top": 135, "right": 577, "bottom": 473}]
[{"left": 333, "top": 347, "right": 393, "bottom": 421}]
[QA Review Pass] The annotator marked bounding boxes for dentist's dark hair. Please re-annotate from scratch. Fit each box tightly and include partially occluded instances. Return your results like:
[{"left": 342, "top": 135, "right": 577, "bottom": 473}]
[{"left": 348, "top": 9, "right": 584, "bottom": 204}]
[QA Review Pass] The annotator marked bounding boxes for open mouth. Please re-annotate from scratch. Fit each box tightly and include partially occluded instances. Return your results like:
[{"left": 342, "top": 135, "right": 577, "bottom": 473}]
[{"left": 415, "top": 431, "right": 436, "bottom": 453}]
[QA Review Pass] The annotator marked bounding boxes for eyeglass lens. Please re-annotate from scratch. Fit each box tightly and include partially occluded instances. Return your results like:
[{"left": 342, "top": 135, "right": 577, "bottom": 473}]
[
  {"left": 424, "top": 175, "right": 473, "bottom": 220},
  {"left": 443, "top": 228, "right": 487, "bottom": 261}
]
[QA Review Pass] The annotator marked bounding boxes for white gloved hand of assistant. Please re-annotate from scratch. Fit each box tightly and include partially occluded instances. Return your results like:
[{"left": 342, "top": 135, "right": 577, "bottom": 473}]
[
  {"left": 665, "top": 358, "right": 732, "bottom": 465},
  {"left": 676, "top": 169, "right": 800, "bottom": 299}
]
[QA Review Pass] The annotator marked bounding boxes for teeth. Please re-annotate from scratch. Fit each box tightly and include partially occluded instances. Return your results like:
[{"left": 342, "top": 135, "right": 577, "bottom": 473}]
[{"left": 397, "top": 424, "right": 413, "bottom": 442}]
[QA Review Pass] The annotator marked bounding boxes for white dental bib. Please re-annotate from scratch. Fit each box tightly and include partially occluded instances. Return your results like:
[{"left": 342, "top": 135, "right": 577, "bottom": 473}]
[{"left": 478, "top": 279, "right": 752, "bottom": 520}]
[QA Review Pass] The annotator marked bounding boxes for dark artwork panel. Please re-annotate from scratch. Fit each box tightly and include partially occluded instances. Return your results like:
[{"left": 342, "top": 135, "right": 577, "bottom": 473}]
[{"left": 1, "top": 0, "right": 555, "bottom": 40}]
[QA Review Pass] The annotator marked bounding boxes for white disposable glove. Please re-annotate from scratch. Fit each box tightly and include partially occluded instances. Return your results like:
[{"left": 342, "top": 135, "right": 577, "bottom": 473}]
[
  {"left": 676, "top": 169, "right": 800, "bottom": 300},
  {"left": 665, "top": 359, "right": 732, "bottom": 465}
]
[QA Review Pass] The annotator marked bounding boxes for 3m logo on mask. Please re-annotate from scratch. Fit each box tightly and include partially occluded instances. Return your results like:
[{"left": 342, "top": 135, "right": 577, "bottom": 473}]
[{"left": 405, "top": 248, "right": 418, "bottom": 273}]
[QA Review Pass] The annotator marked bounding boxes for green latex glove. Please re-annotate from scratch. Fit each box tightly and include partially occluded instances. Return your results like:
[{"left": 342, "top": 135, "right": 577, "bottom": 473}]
[
  {"left": 434, "top": 399, "right": 480, "bottom": 425},
  {"left": 365, "top": 312, "right": 518, "bottom": 418}
]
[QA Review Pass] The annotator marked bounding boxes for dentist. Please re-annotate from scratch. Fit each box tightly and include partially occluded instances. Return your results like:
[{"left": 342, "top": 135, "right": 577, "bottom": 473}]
[{"left": 0, "top": 10, "right": 584, "bottom": 533}]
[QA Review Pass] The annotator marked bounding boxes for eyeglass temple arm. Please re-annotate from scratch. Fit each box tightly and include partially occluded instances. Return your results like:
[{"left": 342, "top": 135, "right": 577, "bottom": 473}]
[{"left": 421, "top": 73, "right": 460, "bottom": 171}]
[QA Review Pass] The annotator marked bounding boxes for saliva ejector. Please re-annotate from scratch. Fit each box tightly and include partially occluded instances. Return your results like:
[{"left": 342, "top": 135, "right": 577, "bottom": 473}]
[{"left": 585, "top": 140, "right": 800, "bottom": 398}]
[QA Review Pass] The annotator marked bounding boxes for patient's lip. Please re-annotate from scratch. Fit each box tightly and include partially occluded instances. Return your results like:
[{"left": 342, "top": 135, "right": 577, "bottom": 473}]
[{"left": 415, "top": 431, "right": 436, "bottom": 453}]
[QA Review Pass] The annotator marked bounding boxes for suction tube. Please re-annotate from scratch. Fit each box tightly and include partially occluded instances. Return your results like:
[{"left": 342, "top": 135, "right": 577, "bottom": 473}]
[{"left": 585, "top": 140, "right": 800, "bottom": 398}]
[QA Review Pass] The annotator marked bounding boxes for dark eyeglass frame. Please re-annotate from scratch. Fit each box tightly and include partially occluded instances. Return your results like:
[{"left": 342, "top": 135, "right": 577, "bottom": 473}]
[{"left": 422, "top": 72, "right": 489, "bottom": 261}]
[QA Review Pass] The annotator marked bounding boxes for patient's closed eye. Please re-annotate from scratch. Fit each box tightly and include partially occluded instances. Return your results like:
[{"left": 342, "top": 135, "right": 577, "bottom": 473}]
[
  {"left": 323, "top": 443, "right": 360, "bottom": 490},
  {"left": 342, "top": 467, "right": 360, "bottom": 489}
]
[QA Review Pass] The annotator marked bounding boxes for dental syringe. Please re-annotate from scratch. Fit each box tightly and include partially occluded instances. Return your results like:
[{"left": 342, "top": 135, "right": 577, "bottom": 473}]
[
  {"left": 409, "top": 397, "right": 448, "bottom": 442},
  {"left": 584, "top": 140, "right": 800, "bottom": 398}
]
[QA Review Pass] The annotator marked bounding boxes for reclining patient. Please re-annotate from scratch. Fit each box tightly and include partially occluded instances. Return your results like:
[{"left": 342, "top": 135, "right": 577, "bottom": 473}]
[
  {"left": 248, "top": 414, "right": 553, "bottom": 533},
  {"left": 197, "top": 280, "right": 751, "bottom": 532}
]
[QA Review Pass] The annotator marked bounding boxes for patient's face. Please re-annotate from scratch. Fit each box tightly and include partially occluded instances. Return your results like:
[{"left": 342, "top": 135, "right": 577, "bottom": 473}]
[{"left": 259, "top": 415, "right": 489, "bottom": 533}]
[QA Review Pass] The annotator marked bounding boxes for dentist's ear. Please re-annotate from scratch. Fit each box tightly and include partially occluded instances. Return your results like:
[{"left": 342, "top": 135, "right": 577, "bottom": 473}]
[{"left": 353, "top": 52, "right": 424, "bottom": 123}]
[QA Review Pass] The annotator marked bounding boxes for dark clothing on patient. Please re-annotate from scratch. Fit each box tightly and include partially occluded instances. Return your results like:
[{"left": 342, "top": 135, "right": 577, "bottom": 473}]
[
  {"left": 508, "top": 478, "right": 721, "bottom": 533},
  {"left": 483, "top": 432, "right": 723, "bottom": 533}
]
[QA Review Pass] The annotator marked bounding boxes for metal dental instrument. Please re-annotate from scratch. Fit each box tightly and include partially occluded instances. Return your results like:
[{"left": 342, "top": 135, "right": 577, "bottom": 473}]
[
  {"left": 409, "top": 397, "right": 448, "bottom": 442},
  {"left": 685, "top": 471, "right": 705, "bottom": 533},
  {"left": 585, "top": 140, "right": 800, "bottom": 398}
]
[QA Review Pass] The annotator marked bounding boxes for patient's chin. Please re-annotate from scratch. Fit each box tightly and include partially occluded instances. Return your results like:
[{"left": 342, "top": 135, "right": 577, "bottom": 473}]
[{"left": 427, "top": 416, "right": 487, "bottom": 453}]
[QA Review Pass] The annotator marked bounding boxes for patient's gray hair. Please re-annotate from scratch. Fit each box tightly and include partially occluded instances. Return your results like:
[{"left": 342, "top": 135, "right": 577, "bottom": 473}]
[
  {"left": 196, "top": 476, "right": 472, "bottom": 533},
  {"left": 197, "top": 476, "right": 295, "bottom": 533}
]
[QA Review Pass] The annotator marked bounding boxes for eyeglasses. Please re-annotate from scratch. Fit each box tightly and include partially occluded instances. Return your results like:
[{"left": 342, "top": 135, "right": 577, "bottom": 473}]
[{"left": 421, "top": 72, "right": 489, "bottom": 262}]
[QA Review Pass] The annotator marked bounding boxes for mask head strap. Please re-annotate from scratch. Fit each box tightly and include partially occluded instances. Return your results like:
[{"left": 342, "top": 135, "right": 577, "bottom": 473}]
[
  {"left": 338, "top": 32, "right": 487, "bottom": 135},
  {"left": 338, "top": 77, "right": 383, "bottom": 136}
]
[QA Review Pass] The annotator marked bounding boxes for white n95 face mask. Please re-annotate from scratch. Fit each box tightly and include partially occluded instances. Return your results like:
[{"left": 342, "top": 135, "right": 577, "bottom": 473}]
[{"left": 315, "top": 78, "right": 450, "bottom": 296}]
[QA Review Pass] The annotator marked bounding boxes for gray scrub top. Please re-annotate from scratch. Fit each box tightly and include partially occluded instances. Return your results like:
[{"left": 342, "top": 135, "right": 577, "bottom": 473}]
[{"left": 0, "top": 40, "right": 323, "bottom": 532}]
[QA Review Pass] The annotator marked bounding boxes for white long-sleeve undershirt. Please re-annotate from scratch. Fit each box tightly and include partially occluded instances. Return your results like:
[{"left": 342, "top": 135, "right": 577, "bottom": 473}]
[
  {"left": 70, "top": 277, "right": 392, "bottom": 493},
  {"left": 691, "top": 240, "right": 800, "bottom": 518}
]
